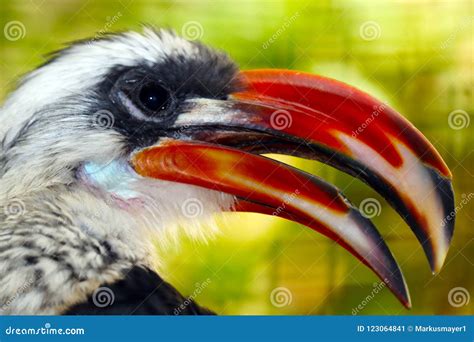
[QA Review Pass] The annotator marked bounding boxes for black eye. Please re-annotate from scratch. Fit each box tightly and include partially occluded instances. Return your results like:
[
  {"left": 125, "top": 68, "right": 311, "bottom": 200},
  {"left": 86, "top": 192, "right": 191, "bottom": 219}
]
[
  {"left": 138, "top": 82, "right": 171, "bottom": 113},
  {"left": 110, "top": 69, "right": 177, "bottom": 123}
]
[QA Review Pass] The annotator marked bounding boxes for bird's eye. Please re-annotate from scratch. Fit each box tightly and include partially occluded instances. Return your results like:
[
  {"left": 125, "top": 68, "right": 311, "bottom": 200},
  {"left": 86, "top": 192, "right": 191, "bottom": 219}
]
[
  {"left": 138, "top": 82, "right": 171, "bottom": 113},
  {"left": 110, "top": 70, "right": 177, "bottom": 123}
]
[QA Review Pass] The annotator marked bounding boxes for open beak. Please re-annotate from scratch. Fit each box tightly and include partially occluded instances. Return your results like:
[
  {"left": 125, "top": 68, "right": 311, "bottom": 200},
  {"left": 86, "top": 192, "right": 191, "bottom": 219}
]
[{"left": 131, "top": 69, "right": 455, "bottom": 308}]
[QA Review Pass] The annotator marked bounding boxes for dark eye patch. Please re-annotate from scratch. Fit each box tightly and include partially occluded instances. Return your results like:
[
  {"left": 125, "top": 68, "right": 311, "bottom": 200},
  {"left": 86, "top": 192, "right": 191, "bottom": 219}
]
[
  {"left": 109, "top": 69, "right": 177, "bottom": 123},
  {"left": 94, "top": 38, "right": 238, "bottom": 150}
]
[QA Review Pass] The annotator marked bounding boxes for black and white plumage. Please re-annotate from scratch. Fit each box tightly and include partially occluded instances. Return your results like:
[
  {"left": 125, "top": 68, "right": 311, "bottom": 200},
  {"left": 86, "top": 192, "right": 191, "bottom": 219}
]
[
  {"left": 0, "top": 27, "right": 455, "bottom": 314},
  {"left": 65, "top": 266, "right": 215, "bottom": 315},
  {"left": 0, "top": 29, "right": 236, "bottom": 314}
]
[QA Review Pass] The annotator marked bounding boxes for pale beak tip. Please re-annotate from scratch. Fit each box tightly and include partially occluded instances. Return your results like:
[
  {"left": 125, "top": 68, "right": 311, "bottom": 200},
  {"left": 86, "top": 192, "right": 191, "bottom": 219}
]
[
  {"left": 405, "top": 297, "right": 413, "bottom": 310},
  {"left": 413, "top": 169, "right": 455, "bottom": 274}
]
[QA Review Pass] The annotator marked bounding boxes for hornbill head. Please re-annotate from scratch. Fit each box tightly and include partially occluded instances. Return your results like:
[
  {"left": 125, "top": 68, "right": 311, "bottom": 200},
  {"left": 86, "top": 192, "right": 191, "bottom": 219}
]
[{"left": 0, "top": 28, "right": 454, "bottom": 313}]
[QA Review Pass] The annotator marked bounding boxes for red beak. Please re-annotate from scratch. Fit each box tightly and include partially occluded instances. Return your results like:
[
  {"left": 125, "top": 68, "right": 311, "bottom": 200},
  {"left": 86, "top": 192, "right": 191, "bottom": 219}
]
[{"left": 131, "top": 69, "right": 455, "bottom": 308}]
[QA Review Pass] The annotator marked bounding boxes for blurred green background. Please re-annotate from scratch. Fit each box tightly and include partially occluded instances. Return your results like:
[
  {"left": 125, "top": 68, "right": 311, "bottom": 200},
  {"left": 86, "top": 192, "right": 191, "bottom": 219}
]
[{"left": 1, "top": 0, "right": 472, "bottom": 315}]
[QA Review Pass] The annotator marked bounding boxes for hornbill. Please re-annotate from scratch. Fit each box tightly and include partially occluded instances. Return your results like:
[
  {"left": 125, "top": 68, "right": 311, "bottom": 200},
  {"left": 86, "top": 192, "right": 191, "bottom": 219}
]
[{"left": 0, "top": 28, "right": 455, "bottom": 315}]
